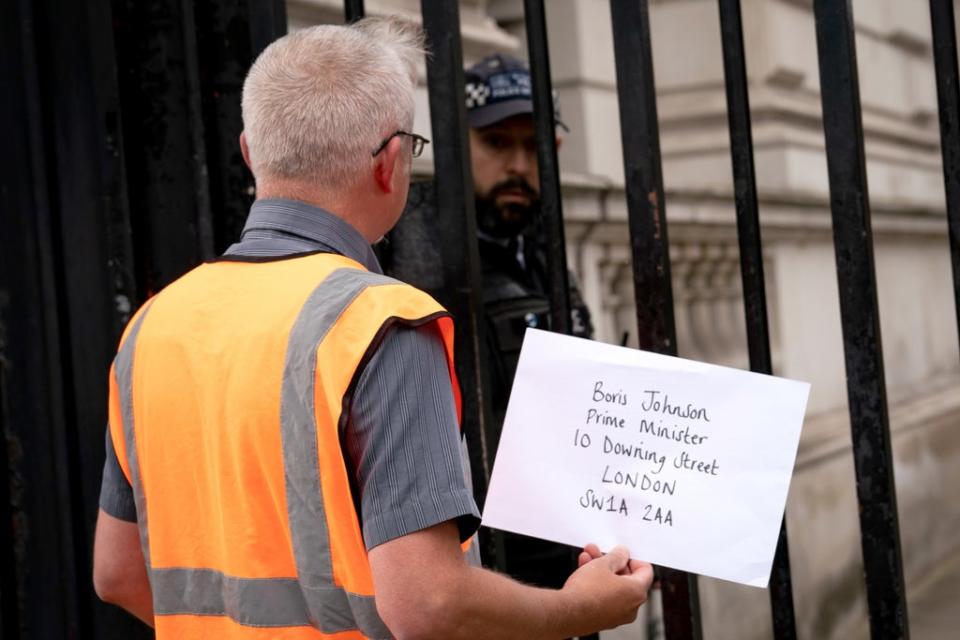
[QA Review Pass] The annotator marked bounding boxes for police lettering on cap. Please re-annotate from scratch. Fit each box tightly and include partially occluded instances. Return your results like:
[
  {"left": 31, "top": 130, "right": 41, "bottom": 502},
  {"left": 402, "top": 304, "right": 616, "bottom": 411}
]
[{"left": 464, "top": 53, "right": 568, "bottom": 131}]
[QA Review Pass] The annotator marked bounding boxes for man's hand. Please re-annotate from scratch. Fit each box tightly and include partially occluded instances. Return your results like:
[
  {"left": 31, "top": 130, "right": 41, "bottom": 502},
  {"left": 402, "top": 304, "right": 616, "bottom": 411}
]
[
  {"left": 580, "top": 543, "right": 660, "bottom": 586},
  {"left": 562, "top": 545, "right": 654, "bottom": 633},
  {"left": 577, "top": 543, "right": 603, "bottom": 568}
]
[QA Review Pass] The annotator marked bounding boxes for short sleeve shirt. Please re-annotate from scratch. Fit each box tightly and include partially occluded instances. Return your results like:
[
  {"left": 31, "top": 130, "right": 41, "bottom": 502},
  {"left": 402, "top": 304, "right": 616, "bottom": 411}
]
[{"left": 98, "top": 198, "right": 481, "bottom": 553}]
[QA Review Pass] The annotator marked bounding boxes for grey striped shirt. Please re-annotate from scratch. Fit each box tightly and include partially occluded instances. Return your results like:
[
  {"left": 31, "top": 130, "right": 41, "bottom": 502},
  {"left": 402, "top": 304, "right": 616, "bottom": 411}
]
[{"left": 100, "top": 198, "right": 480, "bottom": 555}]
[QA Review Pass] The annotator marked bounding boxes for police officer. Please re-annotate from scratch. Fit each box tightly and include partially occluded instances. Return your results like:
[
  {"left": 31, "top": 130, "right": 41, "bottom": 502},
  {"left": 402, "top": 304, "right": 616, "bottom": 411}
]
[{"left": 465, "top": 53, "right": 595, "bottom": 589}]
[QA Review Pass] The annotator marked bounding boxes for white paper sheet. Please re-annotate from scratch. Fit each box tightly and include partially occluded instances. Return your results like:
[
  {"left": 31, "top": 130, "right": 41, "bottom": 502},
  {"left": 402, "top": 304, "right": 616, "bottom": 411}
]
[{"left": 481, "top": 329, "right": 811, "bottom": 587}]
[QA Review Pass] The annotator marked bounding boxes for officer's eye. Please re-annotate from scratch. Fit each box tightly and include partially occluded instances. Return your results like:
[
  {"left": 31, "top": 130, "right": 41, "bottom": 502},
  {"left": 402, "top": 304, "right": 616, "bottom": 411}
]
[{"left": 482, "top": 133, "right": 511, "bottom": 150}]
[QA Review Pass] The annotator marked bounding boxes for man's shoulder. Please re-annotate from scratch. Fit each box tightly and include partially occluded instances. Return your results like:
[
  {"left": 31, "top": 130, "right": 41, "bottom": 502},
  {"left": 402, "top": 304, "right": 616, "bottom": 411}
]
[{"left": 323, "top": 268, "right": 450, "bottom": 328}]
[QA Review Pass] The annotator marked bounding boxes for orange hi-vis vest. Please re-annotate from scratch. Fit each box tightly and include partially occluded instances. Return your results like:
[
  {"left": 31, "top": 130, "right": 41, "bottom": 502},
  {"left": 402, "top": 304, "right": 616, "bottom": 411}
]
[{"left": 107, "top": 252, "right": 463, "bottom": 639}]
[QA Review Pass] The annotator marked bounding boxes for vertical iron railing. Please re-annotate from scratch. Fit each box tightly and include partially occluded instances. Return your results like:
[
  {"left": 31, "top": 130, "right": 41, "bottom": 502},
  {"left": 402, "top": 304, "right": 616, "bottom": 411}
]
[
  {"left": 418, "top": 0, "right": 500, "bottom": 562},
  {"left": 716, "top": 1, "right": 798, "bottom": 638},
  {"left": 344, "top": 0, "right": 364, "bottom": 24},
  {"left": 812, "top": 2, "right": 909, "bottom": 638},
  {"left": 608, "top": 1, "right": 702, "bottom": 638},
  {"left": 194, "top": 0, "right": 287, "bottom": 253},
  {"left": 38, "top": 0, "right": 144, "bottom": 635},
  {"left": 522, "top": 0, "right": 572, "bottom": 334},
  {"left": 1, "top": 2, "right": 81, "bottom": 635},
  {"left": 112, "top": 0, "right": 215, "bottom": 296},
  {"left": 522, "top": 6, "right": 593, "bottom": 636},
  {"left": 929, "top": 0, "right": 960, "bottom": 348}
]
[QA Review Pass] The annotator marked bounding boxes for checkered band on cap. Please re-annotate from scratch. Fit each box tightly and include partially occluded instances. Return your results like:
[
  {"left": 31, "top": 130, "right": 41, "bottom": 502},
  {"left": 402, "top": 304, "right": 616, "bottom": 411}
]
[
  {"left": 465, "top": 82, "right": 492, "bottom": 109},
  {"left": 463, "top": 53, "right": 568, "bottom": 131}
]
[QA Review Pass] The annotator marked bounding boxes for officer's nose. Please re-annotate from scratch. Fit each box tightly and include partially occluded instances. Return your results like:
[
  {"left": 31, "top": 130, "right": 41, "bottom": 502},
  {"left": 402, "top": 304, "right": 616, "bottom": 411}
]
[{"left": 506, "top": 146, "right": 533, "bottom": 178}]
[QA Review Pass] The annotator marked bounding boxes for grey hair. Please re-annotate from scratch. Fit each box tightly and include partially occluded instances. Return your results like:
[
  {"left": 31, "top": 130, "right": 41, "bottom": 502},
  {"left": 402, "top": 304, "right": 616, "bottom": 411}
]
[{"left": 241, "top": 17, "right": 425, "bottom": 189}]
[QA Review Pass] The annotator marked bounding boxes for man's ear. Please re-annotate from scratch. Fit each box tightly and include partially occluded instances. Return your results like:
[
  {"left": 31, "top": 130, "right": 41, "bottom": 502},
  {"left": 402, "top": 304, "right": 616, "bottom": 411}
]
[
  {"left": 373, "top": 136, "right": 404, "bottom": 194},
  {"left": 239, "top": 131, "right": 252, "bottom": 170},
  {"left": 555, "top": 135, "right": 564, "bottom": 151}
]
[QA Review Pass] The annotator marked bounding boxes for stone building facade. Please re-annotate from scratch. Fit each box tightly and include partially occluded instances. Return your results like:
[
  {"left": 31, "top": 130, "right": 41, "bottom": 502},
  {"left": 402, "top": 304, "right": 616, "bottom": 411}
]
[{"left": 289, "top": 1, "right": 960, "bottom": 638}]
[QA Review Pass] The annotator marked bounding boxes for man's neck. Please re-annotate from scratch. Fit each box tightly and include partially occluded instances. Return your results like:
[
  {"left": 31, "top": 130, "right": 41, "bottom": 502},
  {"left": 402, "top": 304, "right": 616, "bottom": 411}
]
[{"left": 255, "top": 179, "right": 379, "bottom": 243}]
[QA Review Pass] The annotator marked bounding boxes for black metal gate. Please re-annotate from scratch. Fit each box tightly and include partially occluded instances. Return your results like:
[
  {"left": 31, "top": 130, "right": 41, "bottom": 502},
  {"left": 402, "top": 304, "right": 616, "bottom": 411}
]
[{"left": 3, "top": 0, "right": 958, "bottom": 638}]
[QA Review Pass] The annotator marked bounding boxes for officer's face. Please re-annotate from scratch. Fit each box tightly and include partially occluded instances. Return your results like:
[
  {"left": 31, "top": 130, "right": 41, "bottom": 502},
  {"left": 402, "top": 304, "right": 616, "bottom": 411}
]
[{"left": 469, "top": 114, "right": 541, "bottom": 212}]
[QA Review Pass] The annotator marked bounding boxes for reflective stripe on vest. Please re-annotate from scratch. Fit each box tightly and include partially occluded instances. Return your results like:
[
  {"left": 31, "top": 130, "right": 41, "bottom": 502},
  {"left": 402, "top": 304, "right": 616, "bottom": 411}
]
[{"left": 111, "top": 257, "right": 459, "bottom": 638}]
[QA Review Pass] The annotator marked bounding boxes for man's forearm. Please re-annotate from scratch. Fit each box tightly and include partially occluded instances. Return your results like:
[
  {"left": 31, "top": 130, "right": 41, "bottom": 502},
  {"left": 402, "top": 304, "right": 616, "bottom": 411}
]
[
  {"left": 378, "top": 560, "right": 585, "bottom": 640},
  {"left": 438, "top": 564, "right": 592, "bottom": 640},
  {"left": 370, "top": 522, "right": 650, "bottom": 639}
]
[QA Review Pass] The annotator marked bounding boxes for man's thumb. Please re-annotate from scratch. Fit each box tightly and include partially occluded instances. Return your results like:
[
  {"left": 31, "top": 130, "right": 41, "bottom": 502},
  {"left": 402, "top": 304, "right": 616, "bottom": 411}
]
[{"left": 605, "top": 545, "right": 630, "bottom": 572}]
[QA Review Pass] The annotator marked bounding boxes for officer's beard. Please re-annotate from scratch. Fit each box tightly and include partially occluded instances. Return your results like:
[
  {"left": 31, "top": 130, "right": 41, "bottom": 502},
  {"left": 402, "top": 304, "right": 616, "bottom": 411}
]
[{"left": 475, "top": 177, "right": 540, "bottom": 239}]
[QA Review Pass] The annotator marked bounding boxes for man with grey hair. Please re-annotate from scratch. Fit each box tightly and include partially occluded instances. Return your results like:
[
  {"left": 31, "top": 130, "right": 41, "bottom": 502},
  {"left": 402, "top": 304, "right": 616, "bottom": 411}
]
[{"left": 93, "top": 18, "right": 652, "bottom": 639}]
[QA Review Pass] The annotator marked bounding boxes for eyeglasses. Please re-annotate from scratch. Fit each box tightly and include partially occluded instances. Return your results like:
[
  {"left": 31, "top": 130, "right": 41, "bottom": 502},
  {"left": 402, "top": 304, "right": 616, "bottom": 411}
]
[{"left": 372, "top": 130, "right": 430, "bottom": 158}]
